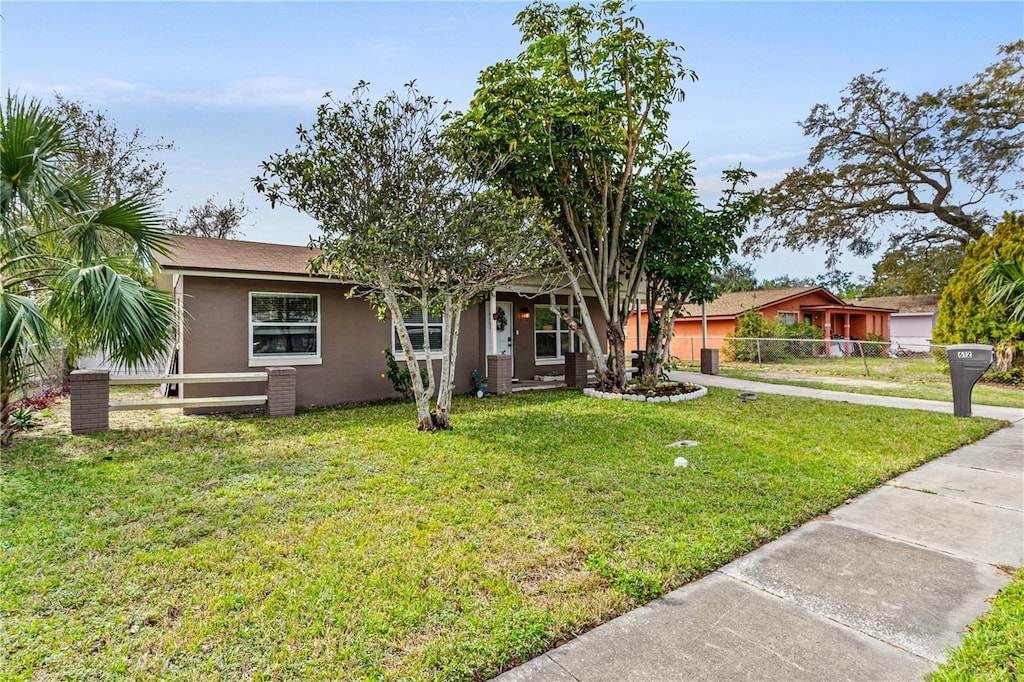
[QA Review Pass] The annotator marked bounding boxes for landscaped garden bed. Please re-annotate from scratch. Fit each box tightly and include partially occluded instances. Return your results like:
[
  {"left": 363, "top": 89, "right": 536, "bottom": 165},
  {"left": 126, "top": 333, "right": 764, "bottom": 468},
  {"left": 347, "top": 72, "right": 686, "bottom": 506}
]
[
  {"left": 1, "top": 388, "right": 1003, "bottom": 680},
  {"left": 584, "top": 381, "right": 707, "bottom": 403}
]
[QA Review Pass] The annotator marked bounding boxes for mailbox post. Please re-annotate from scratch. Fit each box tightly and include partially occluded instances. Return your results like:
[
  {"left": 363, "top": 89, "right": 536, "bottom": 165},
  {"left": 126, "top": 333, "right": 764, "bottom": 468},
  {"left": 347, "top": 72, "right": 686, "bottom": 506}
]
[{"left": 946, "top": 344, "right": 994, "bottom": 417}]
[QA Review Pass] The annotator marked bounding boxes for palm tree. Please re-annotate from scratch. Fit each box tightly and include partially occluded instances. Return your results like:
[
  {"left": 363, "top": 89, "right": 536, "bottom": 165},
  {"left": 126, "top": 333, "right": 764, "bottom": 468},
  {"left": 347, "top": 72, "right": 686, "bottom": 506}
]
[
  {"left": 981, "top": 257, "right": 1024, "bottom": 324},
  {"left": 1, "top": 94, "right": 174, "bottom": 445}
]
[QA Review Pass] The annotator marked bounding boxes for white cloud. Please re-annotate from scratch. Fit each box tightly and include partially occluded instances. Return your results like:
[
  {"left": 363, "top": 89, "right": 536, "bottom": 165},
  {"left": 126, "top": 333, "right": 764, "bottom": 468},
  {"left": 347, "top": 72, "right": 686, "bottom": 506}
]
[
  {"left": 14, "top": 77, "right": 325, "bottom": 110},
  {"left": 700, "top": 150, "right": 805, "bottom": 167},
  {"left": 179, "top": 77, "right": 326, "bottom": 109}
]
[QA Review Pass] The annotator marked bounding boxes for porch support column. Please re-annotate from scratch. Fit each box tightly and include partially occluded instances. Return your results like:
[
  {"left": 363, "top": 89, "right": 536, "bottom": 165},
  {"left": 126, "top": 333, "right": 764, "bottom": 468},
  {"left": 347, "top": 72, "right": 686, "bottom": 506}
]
[{"left": 489, "top": 290, "right": 498, "bottom": 356}]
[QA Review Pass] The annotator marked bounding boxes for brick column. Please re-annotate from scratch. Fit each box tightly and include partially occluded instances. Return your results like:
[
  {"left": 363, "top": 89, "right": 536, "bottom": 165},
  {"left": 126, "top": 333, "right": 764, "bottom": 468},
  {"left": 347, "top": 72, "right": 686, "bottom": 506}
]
[
  {"left": 563, "top": 352, "right": 590, "bottom": 387},
  {"left": 486, "top": 355, "right": 512, "bottom": 395},
  {"left": 70, "top": 369, "right": 110, "bottom": 434},
  {"left": 266, "top": 367, "right": 296, "bottom": 417}
]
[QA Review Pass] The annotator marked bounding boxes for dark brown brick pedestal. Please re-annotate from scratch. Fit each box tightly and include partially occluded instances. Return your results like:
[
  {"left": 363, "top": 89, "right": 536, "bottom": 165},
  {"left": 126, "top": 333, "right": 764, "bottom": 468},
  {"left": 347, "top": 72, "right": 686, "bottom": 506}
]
[
  {"left": 266, "top": 367, "right": 297, "bottom": 416},
  {"left": 70, "top": 369, "right": 110, "bottom": 434},
  {"left": 564, "top": 352, "right": 590, "bottom": 387},
  {"left": 487, "top": 355, "right": 512, "bottom": 395}
]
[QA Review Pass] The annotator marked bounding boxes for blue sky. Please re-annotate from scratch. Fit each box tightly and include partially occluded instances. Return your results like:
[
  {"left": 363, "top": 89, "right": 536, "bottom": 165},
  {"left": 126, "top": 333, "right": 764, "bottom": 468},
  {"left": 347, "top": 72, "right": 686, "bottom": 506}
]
[{"left": 3, "top": 1, "right": 1021, "bottom": 281}]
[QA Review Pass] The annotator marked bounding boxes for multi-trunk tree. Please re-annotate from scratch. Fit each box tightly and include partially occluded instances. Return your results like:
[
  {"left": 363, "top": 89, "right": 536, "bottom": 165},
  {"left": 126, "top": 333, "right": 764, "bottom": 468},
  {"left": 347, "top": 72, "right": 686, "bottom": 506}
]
[
  {"left": 636, "top": 157, "right": 760, "bottom": 378},
  {"left": 452, "top": 0, "right": 696, "bottom": 389},
  {"left": 255, "top": 83, "right": 552, "bottom": 431}
]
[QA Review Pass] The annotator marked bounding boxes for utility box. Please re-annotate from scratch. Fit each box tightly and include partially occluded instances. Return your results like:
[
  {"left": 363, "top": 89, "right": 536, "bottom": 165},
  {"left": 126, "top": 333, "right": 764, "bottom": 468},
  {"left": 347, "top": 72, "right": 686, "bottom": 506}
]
[
  {"left": 700, "top": 348, "right": 719, "bottom": 375},
  {"left": 946, "top": 344, "right": 994, "bottom": 417}
]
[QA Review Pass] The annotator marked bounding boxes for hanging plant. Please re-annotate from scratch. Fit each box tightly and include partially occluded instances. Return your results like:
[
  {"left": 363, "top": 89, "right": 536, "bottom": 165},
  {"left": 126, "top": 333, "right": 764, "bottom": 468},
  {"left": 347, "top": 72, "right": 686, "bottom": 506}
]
[{"left": 492, "top": 307, "right": 508, "bottom": 331}]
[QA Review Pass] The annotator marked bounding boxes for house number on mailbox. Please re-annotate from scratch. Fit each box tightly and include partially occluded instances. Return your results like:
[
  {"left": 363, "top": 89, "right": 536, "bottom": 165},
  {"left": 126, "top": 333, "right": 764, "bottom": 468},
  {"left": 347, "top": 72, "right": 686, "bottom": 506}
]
[{"left": 957, "top": 351, "right": 973, "bottom": 358}]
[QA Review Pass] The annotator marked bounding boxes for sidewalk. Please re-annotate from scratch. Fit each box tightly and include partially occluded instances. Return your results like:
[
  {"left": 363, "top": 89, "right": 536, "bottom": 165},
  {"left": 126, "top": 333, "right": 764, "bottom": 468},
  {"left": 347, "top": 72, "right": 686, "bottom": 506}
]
[{"left": 497, "top": 378, "right": 1023, "bottom": 681}]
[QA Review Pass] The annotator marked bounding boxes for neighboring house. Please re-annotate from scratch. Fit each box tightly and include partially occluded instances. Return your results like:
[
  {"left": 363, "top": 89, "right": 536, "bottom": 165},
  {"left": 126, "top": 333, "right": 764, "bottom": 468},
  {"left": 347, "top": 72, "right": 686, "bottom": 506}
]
[
  {"left": 848, "top": 294, "right": 940, "bottom": 352},
  {"left": 153, "top": 235, "right": 607, "bottom": 408},
  {"left": 627, "top": 286, "right": 895, "bottom": 360}
]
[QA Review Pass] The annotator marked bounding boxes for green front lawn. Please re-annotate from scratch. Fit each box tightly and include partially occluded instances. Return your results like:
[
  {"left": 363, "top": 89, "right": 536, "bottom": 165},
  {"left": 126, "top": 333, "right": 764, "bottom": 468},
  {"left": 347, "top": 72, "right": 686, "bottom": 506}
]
[
  {"left": 1, "top": 389, "right": 1002, "bottom": 680},
  {"left": 712, "top": 358, "right": 1024, "bottom": 409},
  {"left": 933, "top": 568, "right": 1024, "bottom": 681}
]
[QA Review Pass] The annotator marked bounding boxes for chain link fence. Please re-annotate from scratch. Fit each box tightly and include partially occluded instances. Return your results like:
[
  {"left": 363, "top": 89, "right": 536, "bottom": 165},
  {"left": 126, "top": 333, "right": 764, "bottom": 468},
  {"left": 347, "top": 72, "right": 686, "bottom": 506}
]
[
  {"left": 19, "top": 345, "right": 69, "bottom": 399},
  {"left": 663, "top": 336, "right": 1023, "bottom": 391}
]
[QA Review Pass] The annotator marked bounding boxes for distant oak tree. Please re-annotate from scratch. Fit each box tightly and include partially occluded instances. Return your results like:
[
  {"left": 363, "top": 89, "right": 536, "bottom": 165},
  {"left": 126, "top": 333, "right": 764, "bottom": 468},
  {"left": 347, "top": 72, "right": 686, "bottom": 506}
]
[
  {"left": 169, "top": 197, "right": 249, "bottom": 240},
  {"left": 54, "top": 94, "right": 173, "bottom": 206},
  {"left": 746, "top": 40, "right": 1024, "bottom": 268}
]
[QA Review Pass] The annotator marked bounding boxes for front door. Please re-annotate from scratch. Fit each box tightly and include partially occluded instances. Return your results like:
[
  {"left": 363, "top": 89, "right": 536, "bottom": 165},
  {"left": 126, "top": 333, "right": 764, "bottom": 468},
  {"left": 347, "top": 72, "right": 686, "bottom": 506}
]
[{"left": 485, "top": 301, "right": 514, "bottom": 376}]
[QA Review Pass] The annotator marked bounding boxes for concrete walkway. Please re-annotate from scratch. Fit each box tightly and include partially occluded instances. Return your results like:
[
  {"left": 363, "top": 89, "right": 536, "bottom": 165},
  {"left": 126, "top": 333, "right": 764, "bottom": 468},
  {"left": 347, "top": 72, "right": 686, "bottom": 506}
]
[{"left": 497, "top": 378, "right": 1023, "bottom": 681}]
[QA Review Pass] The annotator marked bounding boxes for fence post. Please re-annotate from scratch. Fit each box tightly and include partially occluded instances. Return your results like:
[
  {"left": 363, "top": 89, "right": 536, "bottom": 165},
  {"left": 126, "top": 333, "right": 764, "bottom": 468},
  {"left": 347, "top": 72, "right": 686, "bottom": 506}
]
[
  {"left": 266, "top": 367, "right": 296, "bottom": 417},
  {"left": 756, "top": 338, "right": 762, "bottom": 366},
  {"left": 70, "top": 369, "right": 110, "bottom": 434}
]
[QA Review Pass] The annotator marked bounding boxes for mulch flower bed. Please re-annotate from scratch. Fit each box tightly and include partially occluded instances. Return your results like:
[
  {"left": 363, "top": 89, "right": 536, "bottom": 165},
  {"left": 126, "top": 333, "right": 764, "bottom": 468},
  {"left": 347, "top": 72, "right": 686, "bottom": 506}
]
[{"left": 584, "top": 381, "right": 708, "bottom": 403}]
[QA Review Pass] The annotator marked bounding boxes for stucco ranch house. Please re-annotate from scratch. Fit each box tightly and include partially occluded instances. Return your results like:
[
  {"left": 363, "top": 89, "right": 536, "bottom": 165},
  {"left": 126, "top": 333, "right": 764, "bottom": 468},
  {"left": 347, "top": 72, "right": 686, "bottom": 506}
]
[
  {"left": 847, "top": 294, "right": 941, "bottom": 353},
  {"left": 154, "top": 235, "right": 607, "bottom": 408},
  {"left": 627, "top": 286, "right": 896, "bottom": 361}
]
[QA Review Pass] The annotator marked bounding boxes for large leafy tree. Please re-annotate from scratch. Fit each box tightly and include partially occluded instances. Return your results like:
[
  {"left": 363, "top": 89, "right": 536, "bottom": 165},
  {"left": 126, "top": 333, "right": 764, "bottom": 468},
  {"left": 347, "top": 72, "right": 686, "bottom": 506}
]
[
  {"left": 862, "top": 244, "right": 963, "bottom": 296},
  {"left": 254, "top": 83, "right": 552, "bottom": 431},
  {"left": 638, "top": 158, "right": 760, "bottom": 377},
  {"left": 933, "top": 213, "right": 1024, "bottom": 373},
  {"left": 1, "top": 94, "right": 174, "bottom": 445},
  {"left": 452, "top": 0, "right": 695, "bottom": 389},
  {"left": 746, "top": 40, "right": 1023, "bottom": 268}
]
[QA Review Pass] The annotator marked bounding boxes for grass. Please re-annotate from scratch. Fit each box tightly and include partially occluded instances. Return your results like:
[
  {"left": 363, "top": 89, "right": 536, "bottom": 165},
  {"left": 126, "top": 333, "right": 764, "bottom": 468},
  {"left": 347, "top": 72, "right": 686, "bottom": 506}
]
[
  {"left": 685, "top": 356, "right": 1024, "bottom": 409},
  {"left": 932, "top": 568, "right": 1024, "bottom": 681},
  {"left": 1, "top": 388, "right": 1004, "bottom": 680}
]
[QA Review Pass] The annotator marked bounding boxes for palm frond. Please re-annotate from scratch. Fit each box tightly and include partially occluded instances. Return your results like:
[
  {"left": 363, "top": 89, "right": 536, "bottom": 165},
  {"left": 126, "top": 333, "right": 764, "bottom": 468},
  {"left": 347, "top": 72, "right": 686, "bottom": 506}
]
[
  {"left": 981, "top": 257, "right": 1024, "bottom": 323},
  {"left": 46, "top": 262, "right": 174, "bottom": 370},
  {"left": 0, "top": 289, "right": 54, "bottom": 390}
]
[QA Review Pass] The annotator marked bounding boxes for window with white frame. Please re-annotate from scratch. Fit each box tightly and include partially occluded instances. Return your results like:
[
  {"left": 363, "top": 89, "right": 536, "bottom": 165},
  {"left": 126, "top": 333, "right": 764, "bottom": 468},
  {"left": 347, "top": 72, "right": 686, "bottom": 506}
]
[
  {"left": 249, "top": 292, "right": 320, "bottom": 364},
  {"left": 534, "top": 305, "right": 581, "bottom": 361},
  {"left": 393, "top": 309, "right": 444, "bottom": 356},
  {"left": 777, "top": 311, "right": 798, "bottom": 326}
]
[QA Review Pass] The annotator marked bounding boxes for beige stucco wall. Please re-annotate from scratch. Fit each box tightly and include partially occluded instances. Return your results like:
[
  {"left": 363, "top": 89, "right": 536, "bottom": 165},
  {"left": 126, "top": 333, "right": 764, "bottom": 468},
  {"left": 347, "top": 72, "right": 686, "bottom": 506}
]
[
  {"left": 490, "top": 294, "right": 609, "bottom": 379},
  {"left": 178, "top": 275, "right": 483, "bottom": 408}
]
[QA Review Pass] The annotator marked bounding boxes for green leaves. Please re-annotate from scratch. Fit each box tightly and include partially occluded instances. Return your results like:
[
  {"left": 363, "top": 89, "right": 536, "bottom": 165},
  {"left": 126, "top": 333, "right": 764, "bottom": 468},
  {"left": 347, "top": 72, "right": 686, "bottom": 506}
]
[{"left": 1, "top": 93, "right": 174, "bottom": 444}]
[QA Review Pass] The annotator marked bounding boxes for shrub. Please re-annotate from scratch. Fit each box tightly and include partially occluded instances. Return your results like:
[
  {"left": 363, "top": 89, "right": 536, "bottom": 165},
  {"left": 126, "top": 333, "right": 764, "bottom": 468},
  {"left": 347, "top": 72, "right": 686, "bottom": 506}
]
[{"left": 934, "top": 213, "right": 1024, "bottom": 373}]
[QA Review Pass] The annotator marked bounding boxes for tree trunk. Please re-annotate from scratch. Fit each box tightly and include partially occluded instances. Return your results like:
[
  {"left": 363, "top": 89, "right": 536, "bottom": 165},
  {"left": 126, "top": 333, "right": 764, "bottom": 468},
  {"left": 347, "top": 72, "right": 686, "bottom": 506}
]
[
  {"left": 383, "top": 288, "right": 435, "bottom": 430},
  {"left": 606, "top": 323, "right": 627, "bottom": 389},
  {"left": 433, "top": 299, "right": 461, "bottom": 431},
  {"left": 1, "top": 381, "right": 13, "bottom": 447}
]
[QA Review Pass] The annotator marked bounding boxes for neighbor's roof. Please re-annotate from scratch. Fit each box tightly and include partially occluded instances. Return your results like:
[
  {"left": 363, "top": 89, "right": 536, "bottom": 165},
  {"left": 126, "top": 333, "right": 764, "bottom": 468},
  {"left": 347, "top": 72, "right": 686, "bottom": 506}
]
[
  {"left": 678, "top": 286, "right": 840, "bottom": 318},
  {"left": 155, "top": 235, "right": 323, "bottom": 278},
  {"left": 847, "top": 294, "right": 941, "bottom": 313}
]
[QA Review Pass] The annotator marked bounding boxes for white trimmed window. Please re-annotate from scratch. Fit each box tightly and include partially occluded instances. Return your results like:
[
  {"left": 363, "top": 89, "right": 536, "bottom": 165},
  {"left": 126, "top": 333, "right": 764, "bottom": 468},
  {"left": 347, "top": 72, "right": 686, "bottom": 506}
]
[
  {"left": 535, "top": 306, "right": 581, "bottom": 363},
  {"left": 249, "top": 292, "right": 321, "bottom": 366},
  {"left": 777, "top": 311, "right": 798, "bottom": 326},
  {"left": 393, "top": 310, "right": 444, "bottom": 357}
]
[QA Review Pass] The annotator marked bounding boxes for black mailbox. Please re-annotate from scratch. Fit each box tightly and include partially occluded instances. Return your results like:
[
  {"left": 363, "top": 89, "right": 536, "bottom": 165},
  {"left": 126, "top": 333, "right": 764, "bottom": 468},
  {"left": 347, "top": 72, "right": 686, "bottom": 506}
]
[{"left": 946, "top": 344, "right": 994, "bottom": 417}]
